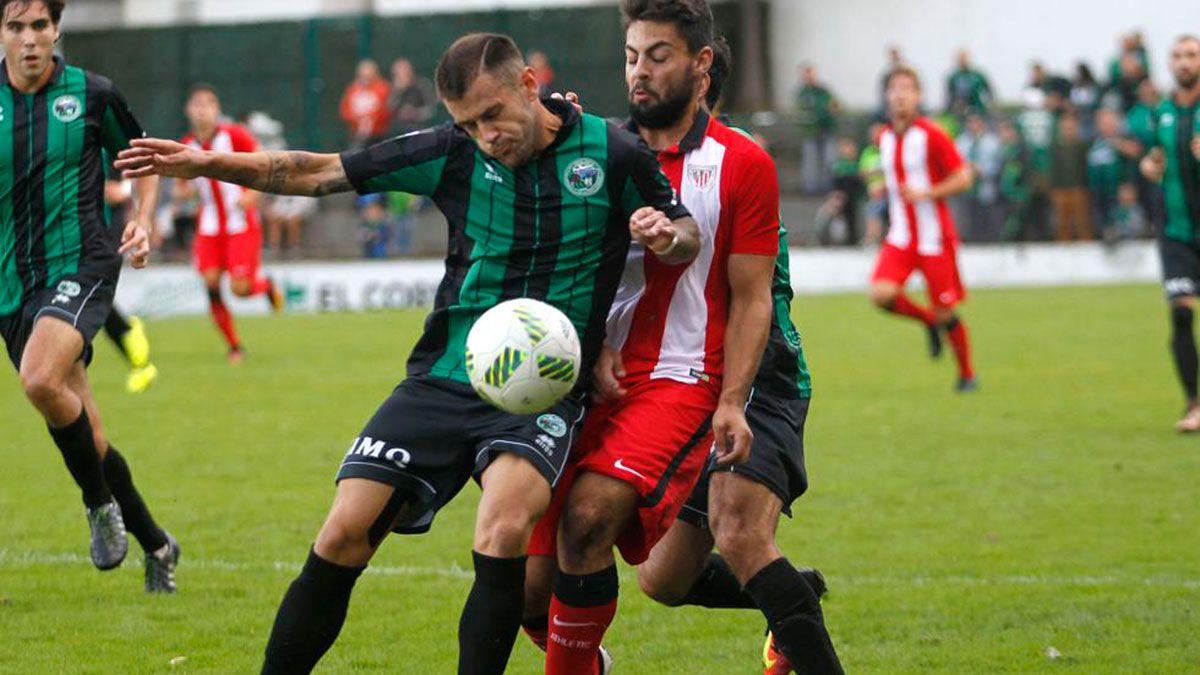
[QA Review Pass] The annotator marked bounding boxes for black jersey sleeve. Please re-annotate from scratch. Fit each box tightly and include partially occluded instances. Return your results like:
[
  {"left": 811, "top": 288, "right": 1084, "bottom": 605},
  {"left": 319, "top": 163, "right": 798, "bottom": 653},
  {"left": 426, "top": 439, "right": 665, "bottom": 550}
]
[
  {"left": 339, "top": 123, "right": 462, "bottom": 196},
  {"left": 99, "top": 82, "right": 146, "bottom": 157},
  {"left": 618, "top": 133, "right": 690, "bottom": 221}
]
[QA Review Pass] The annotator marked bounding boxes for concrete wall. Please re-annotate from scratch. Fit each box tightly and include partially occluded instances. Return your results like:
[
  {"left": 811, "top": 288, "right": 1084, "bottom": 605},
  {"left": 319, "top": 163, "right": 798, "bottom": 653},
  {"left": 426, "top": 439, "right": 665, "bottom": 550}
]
[{"left": 768, "top": 0, "right": 1197, "bottom": 111}]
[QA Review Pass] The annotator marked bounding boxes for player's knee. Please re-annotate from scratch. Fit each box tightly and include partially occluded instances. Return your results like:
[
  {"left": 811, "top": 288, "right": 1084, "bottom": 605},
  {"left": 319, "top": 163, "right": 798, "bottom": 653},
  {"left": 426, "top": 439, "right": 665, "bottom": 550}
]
[
  {"left": 559, "top": 499, "right": 614, "bottom": 567},
  {"left": 870, "top": 284, "right": 898, "bottom": 308},
  {"left": 19, "top": 366, "right": 64, "bottom": 409},
  {"left": 229, "top": 277, "right": 253, "bottom": 297},
  {"left": 314, "top": 517, "right": 374, "bottom": 566},
  {"left": 475, "top": 502, "right": 539, "bottom": 557},
  {"left": 636, "top": 564, "right": 687, "bottom": 606},
  {"left": 710, "top": 513, "right": 771, "bottom": 564}
]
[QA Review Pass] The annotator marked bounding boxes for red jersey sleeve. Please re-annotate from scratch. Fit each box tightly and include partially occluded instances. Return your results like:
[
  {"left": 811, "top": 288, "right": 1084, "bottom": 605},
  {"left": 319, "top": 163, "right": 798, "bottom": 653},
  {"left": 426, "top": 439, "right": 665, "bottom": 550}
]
[
  {"left": 226, "top": 124, "right": 260, "bottom": 153},
  {"left": 728, "top": 147, "right": 781, "bottom": 257},
  {"left": 925, "top": 121, "right": 964, "bottom": 176}
]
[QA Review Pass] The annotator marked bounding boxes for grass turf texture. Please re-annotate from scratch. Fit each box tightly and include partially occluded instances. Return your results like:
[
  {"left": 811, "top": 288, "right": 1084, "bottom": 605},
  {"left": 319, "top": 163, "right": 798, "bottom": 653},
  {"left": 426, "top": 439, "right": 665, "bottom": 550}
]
[{"left": 0, "top": 283, "right": 1197, "bottom": 674}]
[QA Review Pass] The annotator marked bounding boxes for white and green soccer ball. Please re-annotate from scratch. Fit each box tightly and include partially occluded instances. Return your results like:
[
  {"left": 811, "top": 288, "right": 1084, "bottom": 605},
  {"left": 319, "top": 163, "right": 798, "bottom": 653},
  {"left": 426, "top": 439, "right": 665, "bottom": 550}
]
[{"left": 465, "top": 298, "right": 581, "bottom": 415}]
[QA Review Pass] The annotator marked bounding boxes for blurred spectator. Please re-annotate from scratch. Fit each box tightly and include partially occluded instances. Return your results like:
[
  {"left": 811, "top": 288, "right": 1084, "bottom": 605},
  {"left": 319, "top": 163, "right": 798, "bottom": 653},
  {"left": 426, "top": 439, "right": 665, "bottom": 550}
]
[
  {"left": 1108, "top": 32, "right": 1152, "bottom": 88},
  {"left": 1049, "top": 114, "right": 1093, "bottom": 241},
  {"left": 386, "top": 192, "right": 419, "bottom": 256},
  {"left": 877, "top": 46, "right": 905, "bottom": 117},
  {"left": 858, "top": 122, "right": 887, "bottom": 245},
  {"left": 244, "top": 111, "right": 317, "bottom": 259},
  {"left": 997, "top": 119, "right": 1033, "bottom": 241},
  {"left": 1110, "top": 51, "right": 1148, "bottom": 111},
  {"left": 1070, "top": 62, "right": 1102, "bottom": 135},
  {"left": 339, "top": 59, "right": 391, "bottom": 148},
  {"left": 1125, "top": 79, "right": 1166, "bottom": 229},
  {"left": 357, "top": 194, "right": 390, "bottom": 259},
  {"left": 830, "top": 136, "right": 863, "bottom": 243},
  {"left": 1108, "top": 182, "right": 1148, "bottom": 242},
  {"left": 528, "top": 50, "right": 556, "bottom": 97},
  {"left": 1017, "top": 88, "right": 1056, "bottom": 238},
  {"left": 945, "top": 49, "right": 993, "bottom": 118},
  {"left": 794, "top": 64, "right": 839, "bottom": 194},
  {"left": 1087, "top": 107, "right": 1141, "bottom": 237},
  {"left": 814, "top": 191, "right": 851, "bottom": 246},
  {"left": 955, "top": 113, "right": 1003, "bottom": 241},
  {"left": 388, "top": 58, "right": 436, "bottom": 135},
  {"left": 1030, "top": 62, "right": 1072, "bottom": 99}
]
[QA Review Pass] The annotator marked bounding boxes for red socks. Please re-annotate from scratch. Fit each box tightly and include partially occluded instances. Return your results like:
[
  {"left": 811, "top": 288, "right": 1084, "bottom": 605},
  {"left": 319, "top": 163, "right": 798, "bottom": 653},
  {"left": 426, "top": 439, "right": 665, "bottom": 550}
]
[
  {"left": 544, "top": 566, "right": 619, "bottom": 675},
  {"left": 946, "top": 318, "right": 974, "bottom": 379},
  {"left": 885, "top": 293, "right": 935, "bottom": 325},
  {"left": 208, "top": 292, "right": 240, "bottom": 350}
]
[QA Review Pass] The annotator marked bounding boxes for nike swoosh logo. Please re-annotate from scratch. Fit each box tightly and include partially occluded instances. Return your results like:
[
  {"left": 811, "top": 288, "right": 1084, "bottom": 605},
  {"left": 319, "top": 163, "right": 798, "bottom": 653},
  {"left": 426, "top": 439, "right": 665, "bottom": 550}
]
[
  {"left": 613, "top": 458, "right": 648, "bottom": 481},
  {"left": 552, "top": 615, "right": 599, "bottom": 628}
]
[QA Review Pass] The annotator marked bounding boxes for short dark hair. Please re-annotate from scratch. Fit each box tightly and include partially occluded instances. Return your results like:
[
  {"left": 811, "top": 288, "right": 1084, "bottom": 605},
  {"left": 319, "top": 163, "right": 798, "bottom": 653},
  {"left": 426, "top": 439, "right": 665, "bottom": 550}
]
[
  {"left": 705, "top": 35, "right": 731, "bottom": 110},
  {"left": 187, "top": 82, "right": 219, "bottom": 101},
  {"left": 435, "top": 33, "right": 525, "bottom": 101},
  {"left": 885, "top": 66, "right": 922, "bottom": 91},
  {"left": 1, "top": 0, "right": 65, "bottom": 24},
  {"left": 621, "top": 0, "right": 714, "bottom": 54}
]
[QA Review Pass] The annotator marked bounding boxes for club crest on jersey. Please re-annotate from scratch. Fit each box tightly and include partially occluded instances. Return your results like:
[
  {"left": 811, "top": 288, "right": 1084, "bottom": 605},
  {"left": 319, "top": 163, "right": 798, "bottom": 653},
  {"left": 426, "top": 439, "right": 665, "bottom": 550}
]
[
  {"left": 688, "top": 165, "right": 717, "bottom": 192},
  {"left": 52, "top": 95, "right": 82, "bottom": 123},
  {"left": 563, "top": 158, "right": 605, "bottom": 198},
  {"left": 536, "top": 413, "right": 567, "bottom": 438}
]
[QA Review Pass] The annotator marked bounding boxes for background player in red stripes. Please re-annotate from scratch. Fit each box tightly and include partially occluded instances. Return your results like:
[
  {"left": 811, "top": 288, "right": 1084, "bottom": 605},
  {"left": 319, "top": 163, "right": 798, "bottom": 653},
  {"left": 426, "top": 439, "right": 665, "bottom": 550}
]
[
  {"left": 179, "top": 84, "right": 282, "bottom": 363},
  {"left": 869, "top": 67, "right": 978, "bottom": 392}
]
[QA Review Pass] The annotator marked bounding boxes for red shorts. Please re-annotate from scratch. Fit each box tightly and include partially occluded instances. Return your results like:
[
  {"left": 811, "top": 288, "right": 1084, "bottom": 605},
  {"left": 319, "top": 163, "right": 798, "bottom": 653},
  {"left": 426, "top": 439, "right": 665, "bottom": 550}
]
[
  {"left": 528, "top": 378, "right": 717, "bottom": 565},
  {"left": 193, "top": 229, "right": 263, "bottom": 279},
  {"left": 871, "top": 242, "right": 966, "bottom": 307}
]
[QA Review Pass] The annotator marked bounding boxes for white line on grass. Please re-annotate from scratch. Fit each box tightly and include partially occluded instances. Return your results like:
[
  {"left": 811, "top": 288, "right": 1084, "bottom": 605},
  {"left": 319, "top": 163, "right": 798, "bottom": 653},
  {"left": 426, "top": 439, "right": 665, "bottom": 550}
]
[{"left": 1, "top": 549, "right": 1197, "bottom": 590}]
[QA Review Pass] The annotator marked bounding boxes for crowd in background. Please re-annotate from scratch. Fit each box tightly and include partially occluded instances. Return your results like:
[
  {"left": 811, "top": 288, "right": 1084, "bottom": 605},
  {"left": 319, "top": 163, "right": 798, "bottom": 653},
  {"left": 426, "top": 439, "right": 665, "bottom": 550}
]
[{"left": 798, "top": 30, "right": 1164, "bottom": 247}]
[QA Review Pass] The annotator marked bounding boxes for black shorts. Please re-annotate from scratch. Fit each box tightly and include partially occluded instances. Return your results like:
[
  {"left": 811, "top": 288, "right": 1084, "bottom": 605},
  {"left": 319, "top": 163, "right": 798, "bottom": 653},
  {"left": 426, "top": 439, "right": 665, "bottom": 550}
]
[
  {"left": 678, "top": 392, "right": 810, "bottom": 530},
  {"left": 1160, "top": 237, "right": 1200, "bottom": 300},
  {"left": 336, "top": 376, "right": 586, "bottom": 534},
  {"left": 0, "top": 258, "right": 121, "bottom": 370}
]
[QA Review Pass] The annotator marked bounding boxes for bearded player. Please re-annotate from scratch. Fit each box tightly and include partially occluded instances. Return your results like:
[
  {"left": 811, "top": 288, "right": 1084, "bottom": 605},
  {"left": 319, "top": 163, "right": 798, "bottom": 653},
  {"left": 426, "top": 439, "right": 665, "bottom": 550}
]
[{"left": 521, "top": 2, "right": 785, "bottom": 673}]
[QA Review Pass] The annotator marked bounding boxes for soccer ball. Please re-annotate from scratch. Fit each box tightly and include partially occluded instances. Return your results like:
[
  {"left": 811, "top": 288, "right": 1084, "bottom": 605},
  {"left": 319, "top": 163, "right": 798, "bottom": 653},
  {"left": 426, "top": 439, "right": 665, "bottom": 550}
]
[{"left": 465, "top": 298, "right": 582, "bottom": 415}]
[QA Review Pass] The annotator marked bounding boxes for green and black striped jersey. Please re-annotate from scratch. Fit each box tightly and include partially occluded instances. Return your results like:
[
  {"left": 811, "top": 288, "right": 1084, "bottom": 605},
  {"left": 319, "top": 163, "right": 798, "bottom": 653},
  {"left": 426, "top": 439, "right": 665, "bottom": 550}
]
[
  {"left": 340, "top": 98, "right": 688, "bottom": 386},
  {"left": 0, "top": 58, "right": 145, "bottom": 316},
  {"left": 1151, "top": 98, "right": 1200, "bottom": 243}
]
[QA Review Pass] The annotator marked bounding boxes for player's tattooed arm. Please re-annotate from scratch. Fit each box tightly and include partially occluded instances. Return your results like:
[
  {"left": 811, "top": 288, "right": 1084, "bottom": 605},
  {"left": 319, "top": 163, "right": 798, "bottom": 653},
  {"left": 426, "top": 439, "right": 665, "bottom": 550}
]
[{"left": 115, "top": 139, "right": 352, "bottom": 197}]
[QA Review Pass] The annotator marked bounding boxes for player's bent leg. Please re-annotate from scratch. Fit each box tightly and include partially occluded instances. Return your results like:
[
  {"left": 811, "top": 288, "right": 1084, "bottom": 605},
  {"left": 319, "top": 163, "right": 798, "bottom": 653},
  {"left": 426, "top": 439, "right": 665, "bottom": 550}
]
[
  {"left": 1169, "top": 296, "right": 1200, "bottom": 431},
  {"left": 202, "top": 270, "right": 243, "bottom": 360},
  {"left": 458, "top": 453, "right": 554, "bottom": 675},
  {"left": 636, "top": 518, "right": 715, "bottom": 606},
  {"left": 20, "top": 317, "right": 86, "bottom": 425},
  {"left": 545, "top": 472, "right": 638, "bottom": 675},
  {"left": 263, "top": 478, "right": 400, "bottom": 675},
  {"left": 868, "top": 280, "right": 901, "bottom": 309},
  {"left": 710, "top": 473, "right": 843, "bottom": 675}
]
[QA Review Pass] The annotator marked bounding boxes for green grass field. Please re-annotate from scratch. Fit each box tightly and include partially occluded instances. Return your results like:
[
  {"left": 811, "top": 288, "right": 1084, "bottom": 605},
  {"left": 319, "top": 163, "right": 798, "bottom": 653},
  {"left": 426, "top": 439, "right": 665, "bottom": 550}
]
[{"left": 1, "top": 284, "right": 1197, "bottom": 674}]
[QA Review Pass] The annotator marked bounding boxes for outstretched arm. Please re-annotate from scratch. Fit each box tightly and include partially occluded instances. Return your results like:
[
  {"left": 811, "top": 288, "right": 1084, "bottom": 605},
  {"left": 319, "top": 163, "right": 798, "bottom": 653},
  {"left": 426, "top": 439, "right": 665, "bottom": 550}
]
[{"left": 116, "top": 138, "right": 352, "bottom": 197}]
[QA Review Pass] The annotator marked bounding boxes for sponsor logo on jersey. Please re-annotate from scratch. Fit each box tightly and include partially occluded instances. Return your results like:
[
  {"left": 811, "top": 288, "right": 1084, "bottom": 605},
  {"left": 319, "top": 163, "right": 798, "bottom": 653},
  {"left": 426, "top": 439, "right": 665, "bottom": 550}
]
[
  {"left": 536, "top": 413, "right": 567, "bottom": 438},
  {"left": 563, "top": 157, "right": 605, "bottom": 198},
  {"left": 53, "top": 95, "right": 82, "bottom": 123},
  {"left": 346, "top": 436, "right": 412, "bottom": 470},
  {"left": 688, "top": 164, "right": 717, "bottom": 192}
]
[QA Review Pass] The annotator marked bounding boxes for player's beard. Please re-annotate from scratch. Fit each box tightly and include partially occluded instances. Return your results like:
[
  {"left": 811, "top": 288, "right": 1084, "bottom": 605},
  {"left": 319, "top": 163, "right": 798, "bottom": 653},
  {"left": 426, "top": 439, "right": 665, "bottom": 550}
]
[
  {"left": 1176, "top": 71, "right": 1200, "bottom": 90},
  {"left": 629, "top": 70, "right": 696, "bottom": 130}
]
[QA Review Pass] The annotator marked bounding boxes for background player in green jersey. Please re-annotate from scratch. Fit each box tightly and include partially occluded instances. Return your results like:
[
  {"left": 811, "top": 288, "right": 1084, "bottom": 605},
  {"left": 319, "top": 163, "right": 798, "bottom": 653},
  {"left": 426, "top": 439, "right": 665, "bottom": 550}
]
[
  {"left": 118, "top": 32, "right": 699, "bottom": 675},
  {"left": 0, "top": 0, "right": 179, "bottom": 591},
  {"left": 1140, "top": 35, "right": 1200, "bottom": 433}
]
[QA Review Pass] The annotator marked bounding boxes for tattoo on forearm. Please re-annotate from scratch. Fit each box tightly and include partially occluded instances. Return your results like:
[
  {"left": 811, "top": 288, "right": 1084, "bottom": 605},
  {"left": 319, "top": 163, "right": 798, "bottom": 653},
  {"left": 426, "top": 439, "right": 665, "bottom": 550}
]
[{"left": 257, "top": 151, "right": 349, "bottom": 196}]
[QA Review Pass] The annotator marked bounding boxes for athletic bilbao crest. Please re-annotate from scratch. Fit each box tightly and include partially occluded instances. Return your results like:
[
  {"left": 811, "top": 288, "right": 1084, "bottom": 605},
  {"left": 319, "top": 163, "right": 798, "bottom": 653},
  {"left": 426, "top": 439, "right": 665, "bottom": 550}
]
[
  {"left": 53, "top": 95, "right": 82, "bottom": 123},
  {"left": 563, "top": 157, "right": 605, "bottom": 198},
  {"left": 688, "top": 164, "right": 717, "bottom": 192}
]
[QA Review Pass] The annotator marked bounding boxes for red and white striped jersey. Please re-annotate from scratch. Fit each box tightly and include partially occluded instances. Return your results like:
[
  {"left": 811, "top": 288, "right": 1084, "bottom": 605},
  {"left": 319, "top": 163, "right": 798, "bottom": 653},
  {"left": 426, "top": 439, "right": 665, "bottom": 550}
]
[
  {"left": 606, "top": 112, "right": 779, "bottom": 386},
  {"left": 878, "top": 117, "right": 964, "bottom": 255},
  {"left": 182, "top": 123, "right": 261, "bottom": 237}
]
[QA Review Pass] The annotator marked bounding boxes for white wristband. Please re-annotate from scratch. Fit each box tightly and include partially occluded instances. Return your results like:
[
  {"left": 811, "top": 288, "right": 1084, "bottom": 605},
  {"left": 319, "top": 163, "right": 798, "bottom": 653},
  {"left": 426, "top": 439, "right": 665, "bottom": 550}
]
[{"left": 650, "top": 232, "right": 680, "bottom": 257}]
